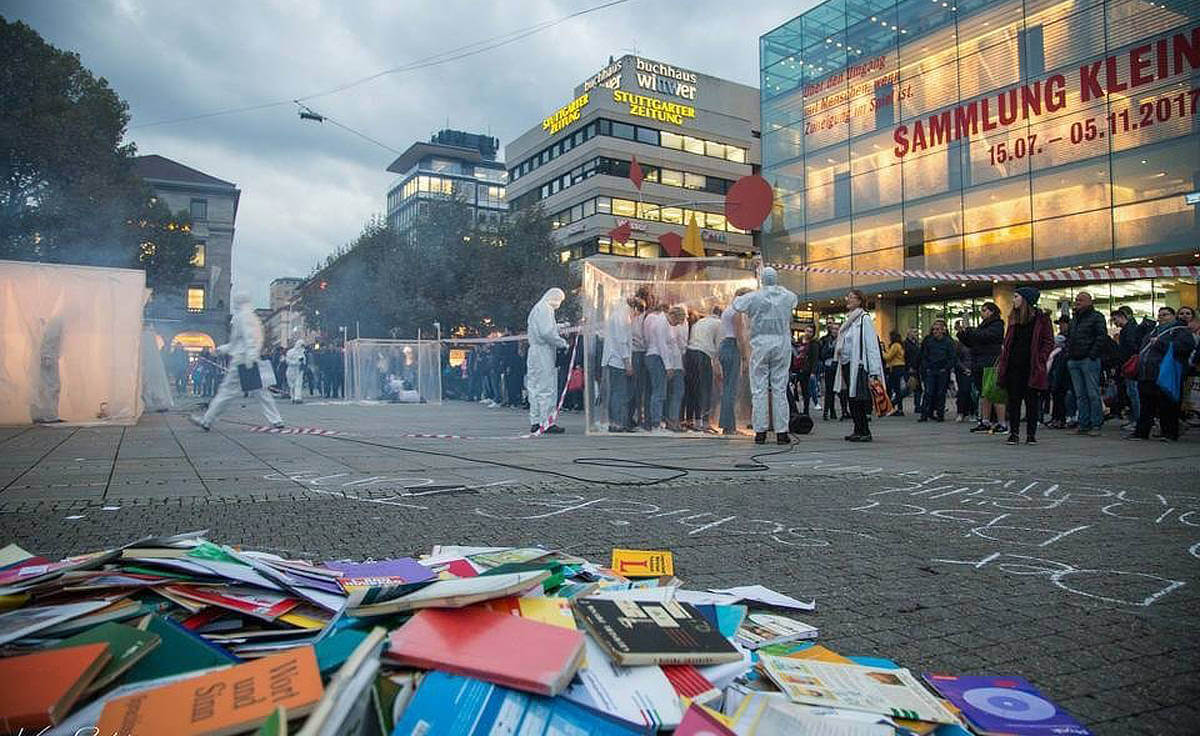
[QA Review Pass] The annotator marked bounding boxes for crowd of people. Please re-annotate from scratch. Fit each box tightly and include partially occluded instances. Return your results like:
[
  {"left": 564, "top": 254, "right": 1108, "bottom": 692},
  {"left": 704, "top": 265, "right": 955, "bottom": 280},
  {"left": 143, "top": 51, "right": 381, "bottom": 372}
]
[{"left": 851, "top": 289, "right": 1200, "bottom": 444}]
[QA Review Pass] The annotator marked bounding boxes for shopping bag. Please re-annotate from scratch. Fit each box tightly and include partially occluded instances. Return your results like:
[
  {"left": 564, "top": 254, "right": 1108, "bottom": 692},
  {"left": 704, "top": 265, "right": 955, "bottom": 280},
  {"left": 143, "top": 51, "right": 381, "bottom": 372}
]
[
  {"left": 981, "top": 365, "right": 1008, "bottom": 404},
  {"left": 869, "top": 377, "right": 894, "bottom": 417},
  {"left": 1156, "top": 342, "right": 1182, "bottom": 402},
  {"left": 237, "top": 363, "right": 263, "bottom": 392},
  {"left": 1121, "top": 354, "right": 1139, "bottom": 379},
  {"left": 258, "top": 360, "right": 277, "bottom": 388}
]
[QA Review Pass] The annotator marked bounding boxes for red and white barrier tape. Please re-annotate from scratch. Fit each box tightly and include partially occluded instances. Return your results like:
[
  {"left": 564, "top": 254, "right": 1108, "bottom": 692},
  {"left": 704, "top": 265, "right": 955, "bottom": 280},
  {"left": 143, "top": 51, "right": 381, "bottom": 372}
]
[
  {"left": 440, "top": 325, "right": 583, "bottom": 345},
  {"left": 767, "top": 263, "right": 1200, "bottom": 283},
  {"left": 249, "top": 425, "right": 347, "bottom": 436}
]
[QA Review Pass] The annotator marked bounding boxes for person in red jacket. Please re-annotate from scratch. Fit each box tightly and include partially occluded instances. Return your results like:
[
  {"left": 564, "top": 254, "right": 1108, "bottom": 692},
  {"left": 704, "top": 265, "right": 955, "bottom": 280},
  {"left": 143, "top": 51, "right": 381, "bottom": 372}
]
[{"left": 996, "top": 286, "right": 1054, "bottom": 445}]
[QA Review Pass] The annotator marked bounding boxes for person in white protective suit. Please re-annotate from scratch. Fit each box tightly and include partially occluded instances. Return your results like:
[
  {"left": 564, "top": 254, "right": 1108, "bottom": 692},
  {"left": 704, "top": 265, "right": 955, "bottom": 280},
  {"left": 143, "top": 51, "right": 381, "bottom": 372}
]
[
  {"left": 191, "top": 292, "right": 283, "bottom": 431},
  {"left": 285, "top": 339, "right": 306, "bottom": 403},
  {"left": 733, "top": 266, "right": 798, "bottom": 445},
  {"left": 526, "top": 287, "right": 568, "bottom": 434}
]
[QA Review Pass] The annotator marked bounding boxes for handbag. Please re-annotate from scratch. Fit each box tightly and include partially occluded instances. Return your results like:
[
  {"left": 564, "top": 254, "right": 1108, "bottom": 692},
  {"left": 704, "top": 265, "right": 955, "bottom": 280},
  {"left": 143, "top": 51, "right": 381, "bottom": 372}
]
[
  {"left": 1156, "top": 341, "right": 1182, "bottom": 402},
  {"left": 1121, "top": 354, "right": 1139, "bottom": 379},
  {"left": 237, "top": 363, "right": 263, "bottom": 392},
  {"left": 981, "top": 365, "right": 1008, "bottom": 404},
  {"left": 869, "top": 377, "right": 894, "bottom": 417}
]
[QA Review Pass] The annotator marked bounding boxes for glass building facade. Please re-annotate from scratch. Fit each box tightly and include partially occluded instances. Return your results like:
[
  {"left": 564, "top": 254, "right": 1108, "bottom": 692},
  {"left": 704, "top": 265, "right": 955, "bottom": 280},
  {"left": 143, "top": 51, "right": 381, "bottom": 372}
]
[{"left": 760, "top": 0, "right": 1200, "bottom": 325}]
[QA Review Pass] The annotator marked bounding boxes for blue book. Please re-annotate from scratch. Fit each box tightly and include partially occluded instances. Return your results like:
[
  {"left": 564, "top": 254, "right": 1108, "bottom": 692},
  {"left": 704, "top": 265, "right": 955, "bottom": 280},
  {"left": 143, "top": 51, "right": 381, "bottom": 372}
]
[{"left": 392, "top": 671, "right": 652, "bottom": 736}]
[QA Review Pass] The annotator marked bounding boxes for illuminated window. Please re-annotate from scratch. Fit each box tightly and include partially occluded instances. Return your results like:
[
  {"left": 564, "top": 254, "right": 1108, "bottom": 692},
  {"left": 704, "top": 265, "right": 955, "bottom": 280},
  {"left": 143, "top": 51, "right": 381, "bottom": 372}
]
[
  {"left": 637, "top": 202, "right": 661, "bottom": 221},
  {"left": 683, "top": 172, "right": 705, "bottom": 190},
  {"left": 191, "top": 242, "right": 205, "bottom": 267},
  {"left": 612, "top": 198, "right": 637, "bottom": 217},
  {"left": 660, "top": 169, "right": 683, "bottom": 187},
  {"left": 724, "top": 146, "right": 746, "bottom": 163},
  {"left": 186, "top": 286, "right": 205, "bottom": 311},
  {"left": 682, "top": 136, "right": 705, "bottom": 155},
  {"left": 661, "top": 207, "right": 683, "bottom": 224},
  {"left": 661, "top": 131, "right": 684, "bottom": 150}
]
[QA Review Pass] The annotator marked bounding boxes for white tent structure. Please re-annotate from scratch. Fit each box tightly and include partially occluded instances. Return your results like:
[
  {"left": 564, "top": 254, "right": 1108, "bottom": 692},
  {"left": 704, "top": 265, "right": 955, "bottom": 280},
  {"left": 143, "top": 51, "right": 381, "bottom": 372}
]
[
  {"left": 0, "top": 260, "right": 148, "bottom": 425},
  {"left": 344, "top": 338, "right": 442, "bottom": 404}
]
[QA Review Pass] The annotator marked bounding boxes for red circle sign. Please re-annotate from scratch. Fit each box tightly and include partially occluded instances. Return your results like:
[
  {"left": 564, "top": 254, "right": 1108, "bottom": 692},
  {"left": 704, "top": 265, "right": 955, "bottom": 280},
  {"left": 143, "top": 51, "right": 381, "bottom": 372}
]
[{"left": 724, "top": 175, "right": 773, "bottom": 231}]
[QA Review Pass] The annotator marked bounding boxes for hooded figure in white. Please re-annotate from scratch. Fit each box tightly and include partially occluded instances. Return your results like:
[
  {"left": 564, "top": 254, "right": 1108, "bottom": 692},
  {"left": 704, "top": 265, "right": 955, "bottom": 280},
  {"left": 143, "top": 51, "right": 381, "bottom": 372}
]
[
  {"left": 526, "top": 287, "right": 568, "bottom": 433},
  {"left": 286, "top": 338, "right": 306, "bottom": 403},
  {"left": 733, "top": 267, "right": 798, "bottom": 442},
  {"left": 31, "top": 313, "right": 65, "bottom": 423},
  {"left": 194, "top": 291, "right": 283, "bottom": 430}
]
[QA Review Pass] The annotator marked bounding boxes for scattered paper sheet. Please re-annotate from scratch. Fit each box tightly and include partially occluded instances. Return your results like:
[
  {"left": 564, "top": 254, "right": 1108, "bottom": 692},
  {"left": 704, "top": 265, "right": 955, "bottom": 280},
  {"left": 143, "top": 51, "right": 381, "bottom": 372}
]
[
  {"left": 673, "top": 589, "right": 741, "bottom": 606},
  {"left": 707, "top": 584, "right": 815, "bottom": 611}
]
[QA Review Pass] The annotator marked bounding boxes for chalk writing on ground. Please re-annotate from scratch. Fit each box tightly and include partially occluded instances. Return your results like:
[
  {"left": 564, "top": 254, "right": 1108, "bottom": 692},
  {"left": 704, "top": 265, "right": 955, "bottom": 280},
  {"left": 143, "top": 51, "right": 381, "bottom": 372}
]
[{"left": 473, "top": 494, "right": 876, "bottom": 548}]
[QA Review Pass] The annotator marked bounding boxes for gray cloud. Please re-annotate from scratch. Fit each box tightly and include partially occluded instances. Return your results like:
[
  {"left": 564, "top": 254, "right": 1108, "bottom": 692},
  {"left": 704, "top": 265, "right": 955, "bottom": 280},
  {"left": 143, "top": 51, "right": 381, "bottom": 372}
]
[{"left": 3, "top": 0, "right": 817, "bottom": 307}]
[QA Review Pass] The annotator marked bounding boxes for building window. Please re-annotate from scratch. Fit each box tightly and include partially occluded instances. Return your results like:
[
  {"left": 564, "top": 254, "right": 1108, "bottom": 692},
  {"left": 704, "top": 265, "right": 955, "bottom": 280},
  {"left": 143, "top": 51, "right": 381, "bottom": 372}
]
[
  {"left": 1019, "top": 24, "right": 1045, "bottom": 79},
  {"left": 636, "top": 127, "right": 659, "bottom": 145},
  {"left": 186, "top": 285, "right": 205, "bottom": 312},
  {"left": 612, "top": 121, "right": 636, "bottom": 140},
  {"left": 190, "top": 199, "right": 207, "bottom": 220},
  {"left": 834, "top": 172, "right": 852, "bottom": 220},
  {"left": 874, "top": 83, "right": 894, "bottom": 130},
  {"left": 191, "top": 242, "right": 205, "bottom": 267}
]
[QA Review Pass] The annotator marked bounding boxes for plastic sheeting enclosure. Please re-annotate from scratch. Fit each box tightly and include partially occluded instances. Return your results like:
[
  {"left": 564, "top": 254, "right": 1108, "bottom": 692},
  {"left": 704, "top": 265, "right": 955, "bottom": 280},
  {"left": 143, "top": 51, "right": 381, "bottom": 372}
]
[
  {"left": 0, "top": 260, "right": 148, "bottom": 425},
  {"left": 582, "top": 256, "right": 758, "bottom": 436},
  {"left": 344, "top": 339, "right": 442, "bottom": 404}
]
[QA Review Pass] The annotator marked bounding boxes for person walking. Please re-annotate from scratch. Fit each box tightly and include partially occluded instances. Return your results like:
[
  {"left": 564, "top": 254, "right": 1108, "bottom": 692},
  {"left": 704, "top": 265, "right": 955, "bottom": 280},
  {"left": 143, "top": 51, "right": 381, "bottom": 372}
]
[
  {"left": 718, "top": 289, "right": 750, "bottom": 435},
  {"left": 996, "top": 287, "right": 1054, "bottom": 445},
  {"left": 818, "top": 319, "right": 848, "bottom": 420},
  {"left": 191, "top": 292, "right": 283, "bottom": 431},
  {"left": 882, "top": 331, "right": 907, "bottom": 416},
  {"left": 958, "top": 303, "right": 1007, "bottom": 435},
  {"left": 733, "top": 267, "right": 799, "bottom": 444},
  {"left": 918, "top": 320, "right": 955, "bottom": 422},
  {"left": 1127, "top": 306, "right": 1193, "bottom": 442},
  {"left": 832, "top": 289, "right": 884, "bottom": 442},
  {"left": 1065, "top": 291, "right": 1108, "bottom": 436}
]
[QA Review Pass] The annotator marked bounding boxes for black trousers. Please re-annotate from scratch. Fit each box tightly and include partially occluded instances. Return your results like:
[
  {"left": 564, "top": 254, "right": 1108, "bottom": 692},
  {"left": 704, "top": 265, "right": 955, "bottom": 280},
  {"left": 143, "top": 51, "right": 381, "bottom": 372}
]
[
  {"left": 1005, "top": 382, "right": 1041, "bottom": 438},
  {"left": 823, "top": 365, "right": 848, "bottom": 418},
  {"left": 683, "top": 349, "right": 712, "bottom": 423},
  {"left": 1135, "top": 379, "right": 1180, "bottom": 440},
  {"left": 840, "top": 364, "right": 872, "bottom": 436},
  {"left": 795, "top": 371, "right": 812, "bottom": 414}
]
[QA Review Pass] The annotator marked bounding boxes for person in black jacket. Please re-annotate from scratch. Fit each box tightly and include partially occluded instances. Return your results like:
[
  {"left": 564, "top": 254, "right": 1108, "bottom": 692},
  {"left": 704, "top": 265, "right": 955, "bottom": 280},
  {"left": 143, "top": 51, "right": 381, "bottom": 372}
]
[
  {"left": 1111, "top": 308, "right": 1141, "bottom": 427},
  {"left": 903, "top": 327, "right": 923, "bottom": 416},
  {"left": 817, "top": 319, "right": 848, "bottom": 420},
  {"left": 957, "top": 302, "right": 1007, "bottom": 434},
  {"left": 918, "top": 320, "right": 956, "bottom": 422},
  {"left": 1065, "top": 291, "right": 1108, "bottom": 435},
  {"left": 1126, "top": 306, "right": 1193, "bottom": 442}
]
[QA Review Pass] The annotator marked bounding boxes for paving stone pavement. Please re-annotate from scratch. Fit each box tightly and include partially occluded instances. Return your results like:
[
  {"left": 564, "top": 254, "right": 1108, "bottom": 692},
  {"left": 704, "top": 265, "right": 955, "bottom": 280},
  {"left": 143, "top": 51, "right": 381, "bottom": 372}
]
[{"left": 1, "top": 398, "right": 1197, "bottom": 734}]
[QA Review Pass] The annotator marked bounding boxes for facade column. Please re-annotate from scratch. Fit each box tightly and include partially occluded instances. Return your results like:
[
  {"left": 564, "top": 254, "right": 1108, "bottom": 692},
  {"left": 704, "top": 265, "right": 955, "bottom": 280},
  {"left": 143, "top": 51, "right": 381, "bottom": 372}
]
[{"left": 873, "top": 297, "right": 896, "bottom": 340}]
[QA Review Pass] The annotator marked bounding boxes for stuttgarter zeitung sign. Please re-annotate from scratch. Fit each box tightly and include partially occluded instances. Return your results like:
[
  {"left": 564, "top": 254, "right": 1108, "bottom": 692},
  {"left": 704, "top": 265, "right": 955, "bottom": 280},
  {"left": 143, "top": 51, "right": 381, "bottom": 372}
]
[
  {"left": 613, "top": 89, "right": 696, "bottom": 125},
  {"left": 542, "top": 93, "right": 590, "bottom": 135}
]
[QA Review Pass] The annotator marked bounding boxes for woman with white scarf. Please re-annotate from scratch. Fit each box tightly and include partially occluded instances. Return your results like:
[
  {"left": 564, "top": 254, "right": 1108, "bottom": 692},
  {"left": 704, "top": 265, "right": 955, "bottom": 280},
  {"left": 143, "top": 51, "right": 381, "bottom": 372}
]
[{"left": 832, "top": 289, "right": 884, "bottom": 442}]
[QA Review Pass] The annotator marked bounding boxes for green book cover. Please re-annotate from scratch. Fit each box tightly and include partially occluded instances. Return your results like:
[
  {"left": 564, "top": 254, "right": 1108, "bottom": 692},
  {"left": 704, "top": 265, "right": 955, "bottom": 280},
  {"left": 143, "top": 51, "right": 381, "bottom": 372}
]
[
  {"left": 119, "top": 614, "right": 239, "bottom": 684},
  {"left": 51, "top": 621, "right": 161, "bottom": 692},
  {"left": 254, "top": 705, "right": 287, "bottom": 736}
]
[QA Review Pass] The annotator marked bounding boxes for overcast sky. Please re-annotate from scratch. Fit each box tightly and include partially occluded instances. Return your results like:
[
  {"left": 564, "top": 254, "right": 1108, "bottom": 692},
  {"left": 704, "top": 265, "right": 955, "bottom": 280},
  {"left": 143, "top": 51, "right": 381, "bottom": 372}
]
[{"left": 4, "top": 0, "right": 816, "bottom": 307}]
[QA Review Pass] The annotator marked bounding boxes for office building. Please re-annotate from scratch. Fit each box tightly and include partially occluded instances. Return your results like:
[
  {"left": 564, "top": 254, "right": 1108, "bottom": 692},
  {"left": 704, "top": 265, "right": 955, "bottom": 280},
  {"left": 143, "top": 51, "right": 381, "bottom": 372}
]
[
  {"left": 760, "top": 0, "right": 1199, "bottom": 332},
  {"left": 385, "top": 129, "right": 508, "bottom": 235},
  {"left": 505, "top": 55, "right": 761, "bottom": 261}
]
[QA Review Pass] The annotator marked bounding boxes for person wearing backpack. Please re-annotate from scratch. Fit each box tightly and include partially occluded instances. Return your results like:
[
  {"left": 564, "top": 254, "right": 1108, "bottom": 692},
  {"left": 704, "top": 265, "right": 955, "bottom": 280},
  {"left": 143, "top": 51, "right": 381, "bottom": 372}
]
[{"left": 1126, "top": 306, "right": 1192, "bottom": 442}]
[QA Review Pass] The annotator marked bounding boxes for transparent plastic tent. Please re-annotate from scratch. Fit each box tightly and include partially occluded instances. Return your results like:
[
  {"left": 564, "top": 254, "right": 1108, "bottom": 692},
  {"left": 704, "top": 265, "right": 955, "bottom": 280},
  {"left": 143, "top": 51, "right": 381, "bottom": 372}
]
[
  {"left": 582, "top": 256, "right": 758, "bottom": 436},
  {"left": 344, "top": 339, "right": 442, "bottom": 404},
  {"left": 0, "top": 260, "right": 148, "bottom": 425}
]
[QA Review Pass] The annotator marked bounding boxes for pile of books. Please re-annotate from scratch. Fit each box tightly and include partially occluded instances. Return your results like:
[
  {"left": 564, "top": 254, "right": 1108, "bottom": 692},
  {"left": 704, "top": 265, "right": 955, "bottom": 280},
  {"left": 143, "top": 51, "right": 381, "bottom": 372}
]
[{"left": 0, "top": 536, "right": 1092, "bottom": 735}]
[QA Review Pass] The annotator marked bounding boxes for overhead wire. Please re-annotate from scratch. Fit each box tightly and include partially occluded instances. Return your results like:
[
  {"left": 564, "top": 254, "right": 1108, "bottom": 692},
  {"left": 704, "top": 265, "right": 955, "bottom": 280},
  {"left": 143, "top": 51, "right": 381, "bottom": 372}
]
[{"left": 129, "top": 0, "right": 633, "bottom": 130}]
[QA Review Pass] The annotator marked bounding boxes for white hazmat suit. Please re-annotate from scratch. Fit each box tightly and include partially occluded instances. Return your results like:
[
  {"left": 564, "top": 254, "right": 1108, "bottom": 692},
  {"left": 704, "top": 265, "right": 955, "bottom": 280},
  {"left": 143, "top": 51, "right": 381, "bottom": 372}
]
[
  {"left": 196, "top": 292, "right": 283, "bottom": 429},
  {"left": 732, "top": 267, "right": 798, "bottom": 434},
  {"left": 286, "top": 339, "right": 306, "bottom": 403},
  {"left": 526, "top": 288, "right": 568, "bottom": 431}
]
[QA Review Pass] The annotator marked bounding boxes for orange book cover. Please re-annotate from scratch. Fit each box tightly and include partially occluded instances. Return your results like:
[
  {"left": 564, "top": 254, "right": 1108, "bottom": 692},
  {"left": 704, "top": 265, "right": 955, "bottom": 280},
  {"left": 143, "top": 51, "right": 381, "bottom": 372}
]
[
  {"left": 95, "top": 646, "right": 322, "bottom": 736},
  {"left": 0, "top": 642, "right": 110, "bottom": 731}
]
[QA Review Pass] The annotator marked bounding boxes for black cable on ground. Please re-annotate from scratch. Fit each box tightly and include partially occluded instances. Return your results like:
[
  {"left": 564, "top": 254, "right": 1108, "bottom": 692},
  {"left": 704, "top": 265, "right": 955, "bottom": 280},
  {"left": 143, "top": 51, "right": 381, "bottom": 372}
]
[{"left": 227, "top": 419, "right": 798, "bottom": 488}]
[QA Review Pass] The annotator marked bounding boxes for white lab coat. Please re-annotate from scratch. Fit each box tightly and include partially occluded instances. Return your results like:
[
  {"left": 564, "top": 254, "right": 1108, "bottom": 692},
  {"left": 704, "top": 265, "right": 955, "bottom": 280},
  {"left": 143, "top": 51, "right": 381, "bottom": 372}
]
[
  {"left": 602, "top": 301, "right": 632, "bottom": 371},
  {"left": 733, "top": 284, "right": 799, "bottom": 433},
  {"left": 286, "top": 341, "right": 306, "bottom": 401},
  {"left": 526, "top": 288, "right": 568, "bottom": 427}
]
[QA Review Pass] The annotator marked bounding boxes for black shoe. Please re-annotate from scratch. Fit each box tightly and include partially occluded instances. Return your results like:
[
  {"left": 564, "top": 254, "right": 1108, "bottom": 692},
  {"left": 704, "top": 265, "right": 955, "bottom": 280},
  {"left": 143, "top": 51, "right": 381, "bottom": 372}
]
[
  {"left": 544, "top": 425, "right": 565, "bottom": 434},
  {"left": 776, "top": 433, "right": 790, "bottom": 445},
  {"left": 970, "top": 422, "right": 991, "bottom": 433},
  {"left": 935, "top": 415, "right": 945, "bottom": 422},
  {"left": 1006, "top": 434, "right": 1019, "bottom": 445},
  {"left": 531, "top": 424, "right": 540, "bottom": 433},
  {"left": 1026, "top": 437, "right": 1038, "bottom": 445},
  {"left": 840, "top": 415, "right": 850, "bottom": 421},
  {"left": 849, "top": 434, "right": 873, "bottom": 442},
  {"left": 917, "top": 416, "right": 928, "bottom": 423},
  {"left": 754, "top": 432, "right": 767, "bottom": 444}
]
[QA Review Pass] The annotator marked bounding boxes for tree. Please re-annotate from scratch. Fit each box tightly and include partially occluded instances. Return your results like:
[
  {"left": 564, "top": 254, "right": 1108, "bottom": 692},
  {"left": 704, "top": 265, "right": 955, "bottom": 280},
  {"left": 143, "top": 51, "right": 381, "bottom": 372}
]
[{"left": 0, "top": 17, "right": 194, "bottom": 292}]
